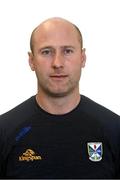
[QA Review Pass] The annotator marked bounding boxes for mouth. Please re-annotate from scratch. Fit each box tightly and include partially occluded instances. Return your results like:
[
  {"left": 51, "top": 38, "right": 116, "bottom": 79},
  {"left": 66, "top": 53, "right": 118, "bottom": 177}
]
[{"left": 50, "top": 74, "right": 68, "bottom": 80}]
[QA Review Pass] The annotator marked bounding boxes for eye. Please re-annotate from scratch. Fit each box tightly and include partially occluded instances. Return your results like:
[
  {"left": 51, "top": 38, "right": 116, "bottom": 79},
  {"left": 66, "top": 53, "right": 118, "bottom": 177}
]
[
  {"left": 40, "top": 48, "right": 53, "bottom": 56},
  {"left": 64, "top": 48, "right": 74, "bottom": 55}
]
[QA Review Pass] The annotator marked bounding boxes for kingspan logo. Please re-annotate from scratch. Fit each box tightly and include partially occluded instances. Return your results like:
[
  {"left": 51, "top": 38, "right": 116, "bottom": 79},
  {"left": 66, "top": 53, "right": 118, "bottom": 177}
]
[{"left": 19, "top": 149, "right": 42, "bottom": 162}]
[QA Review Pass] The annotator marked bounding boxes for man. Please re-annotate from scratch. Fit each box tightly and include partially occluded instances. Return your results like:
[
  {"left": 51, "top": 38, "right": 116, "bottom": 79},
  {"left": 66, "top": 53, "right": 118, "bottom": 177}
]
[{"left": 0, "top": 17, "right": 120, "bottom": 179}]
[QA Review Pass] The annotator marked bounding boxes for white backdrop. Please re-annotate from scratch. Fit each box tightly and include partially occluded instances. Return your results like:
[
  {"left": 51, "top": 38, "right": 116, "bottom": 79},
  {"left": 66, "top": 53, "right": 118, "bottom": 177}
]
[{"left": 0, "top": 0, "right": 120, "bottom": 115}]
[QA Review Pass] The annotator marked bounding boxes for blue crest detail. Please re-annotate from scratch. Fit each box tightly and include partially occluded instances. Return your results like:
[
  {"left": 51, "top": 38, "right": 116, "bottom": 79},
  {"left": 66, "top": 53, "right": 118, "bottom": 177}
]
[
  {"left": 87, "top": 142, "right": 103, "bottom": 162},
  {"left": 16, "top": 126, "right": 31, "bottom": 141}
]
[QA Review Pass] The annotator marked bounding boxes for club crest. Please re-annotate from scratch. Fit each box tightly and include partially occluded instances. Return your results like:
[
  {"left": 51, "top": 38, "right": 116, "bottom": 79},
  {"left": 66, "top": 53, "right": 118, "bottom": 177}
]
[{"left": 87, "top": 142, "right": 103, "bottom": 162}]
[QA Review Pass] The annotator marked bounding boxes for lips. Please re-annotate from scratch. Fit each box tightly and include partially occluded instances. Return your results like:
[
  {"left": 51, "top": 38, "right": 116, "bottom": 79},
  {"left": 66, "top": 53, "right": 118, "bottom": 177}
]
[{"left": 50, "top": 74, "right": 68, "bottom": 79}]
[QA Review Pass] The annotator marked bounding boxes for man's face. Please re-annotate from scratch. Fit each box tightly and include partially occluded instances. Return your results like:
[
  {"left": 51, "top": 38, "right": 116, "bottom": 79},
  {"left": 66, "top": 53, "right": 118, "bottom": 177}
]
[{"left": 29, "top": 20, "right": 86, "bottom": 97}]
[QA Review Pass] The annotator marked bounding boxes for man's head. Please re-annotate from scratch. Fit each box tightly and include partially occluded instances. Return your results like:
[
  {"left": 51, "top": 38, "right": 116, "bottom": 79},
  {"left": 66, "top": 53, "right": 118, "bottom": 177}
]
[{"left": 28, "top": 17, "right": 86, "bottom": 97}]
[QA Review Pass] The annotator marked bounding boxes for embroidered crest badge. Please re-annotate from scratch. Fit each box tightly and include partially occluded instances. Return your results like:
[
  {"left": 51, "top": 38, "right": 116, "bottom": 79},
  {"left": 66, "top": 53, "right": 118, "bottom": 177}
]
[{"left": 87, "top": 142, "right": 103, "bottom": 162}]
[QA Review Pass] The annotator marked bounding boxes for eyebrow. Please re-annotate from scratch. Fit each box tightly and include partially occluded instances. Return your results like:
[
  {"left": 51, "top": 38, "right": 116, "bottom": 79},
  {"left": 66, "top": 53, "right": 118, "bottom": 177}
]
[{"left": 39, "top": 45, "right": 76, "bottom": 51}]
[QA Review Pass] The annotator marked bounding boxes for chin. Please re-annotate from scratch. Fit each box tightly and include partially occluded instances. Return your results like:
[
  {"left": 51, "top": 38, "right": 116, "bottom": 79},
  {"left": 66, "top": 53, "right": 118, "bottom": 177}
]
[{"left": 47, "top": 88, "right": 75, "bottom": 98}]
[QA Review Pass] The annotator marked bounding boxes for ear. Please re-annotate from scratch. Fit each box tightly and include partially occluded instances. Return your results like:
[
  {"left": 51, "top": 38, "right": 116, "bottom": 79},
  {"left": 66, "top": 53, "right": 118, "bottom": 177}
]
[
  {"left": 28, "top": 52, "right": 35, "bottom": 71},
  {"left": 81, "top": 48, "right": 86, "bottom": 68}
]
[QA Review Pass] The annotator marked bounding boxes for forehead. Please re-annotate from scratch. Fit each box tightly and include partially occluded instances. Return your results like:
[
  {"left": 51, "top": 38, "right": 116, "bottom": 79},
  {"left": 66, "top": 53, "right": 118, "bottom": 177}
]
[{"left": 32, "top": 20, "right": 81, "bottom": 47}]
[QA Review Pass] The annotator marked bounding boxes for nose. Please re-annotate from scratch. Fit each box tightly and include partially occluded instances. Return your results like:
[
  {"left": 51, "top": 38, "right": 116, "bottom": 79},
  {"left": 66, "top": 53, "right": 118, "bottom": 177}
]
[{"left": 52, "top": 52, "right": 64, "bottom": 69}]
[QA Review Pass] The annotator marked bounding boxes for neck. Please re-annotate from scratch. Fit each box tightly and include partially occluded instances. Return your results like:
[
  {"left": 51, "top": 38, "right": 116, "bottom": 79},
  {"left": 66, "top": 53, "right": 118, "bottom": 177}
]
[{"left": 36, "top": 90, "right": 81, "bottom": 115}]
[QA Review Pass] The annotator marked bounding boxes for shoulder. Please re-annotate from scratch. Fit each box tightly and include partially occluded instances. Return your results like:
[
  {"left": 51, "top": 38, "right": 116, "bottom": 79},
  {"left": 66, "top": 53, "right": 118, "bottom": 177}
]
[
  {"left": 80, "top": 95, "right": 120, "bottom": 129},
  {"left": 80, "top": 95, "right": 120, "bottom": 161},
  {"left": 0, "top": 96, "right": 36, "bottom": 132}
]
